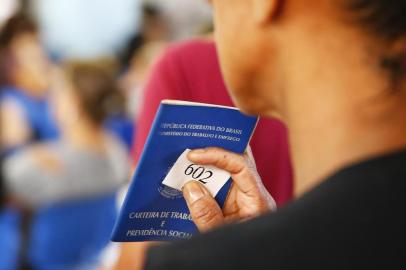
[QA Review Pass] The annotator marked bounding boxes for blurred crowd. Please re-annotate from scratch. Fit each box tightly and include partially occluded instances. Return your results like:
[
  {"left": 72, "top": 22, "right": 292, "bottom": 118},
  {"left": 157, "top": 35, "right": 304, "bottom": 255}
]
[{"left": 0, "top": 0, "right": 213, "bottom": 269}]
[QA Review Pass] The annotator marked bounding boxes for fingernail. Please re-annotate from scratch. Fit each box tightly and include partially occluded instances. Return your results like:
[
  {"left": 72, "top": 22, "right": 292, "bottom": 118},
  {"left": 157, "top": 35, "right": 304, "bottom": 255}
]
[
  {"left": 188, "top": 149, "right": 206, "bottom": 159},
  {"left": 183, "top": 181, "right": 208, "bottom": 204}
]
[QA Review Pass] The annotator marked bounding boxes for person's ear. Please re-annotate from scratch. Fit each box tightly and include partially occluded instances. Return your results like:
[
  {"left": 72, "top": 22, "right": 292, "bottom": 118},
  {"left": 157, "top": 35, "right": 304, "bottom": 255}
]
[{"left": 252, "top": 0, "right": 281, "bottom": 25}]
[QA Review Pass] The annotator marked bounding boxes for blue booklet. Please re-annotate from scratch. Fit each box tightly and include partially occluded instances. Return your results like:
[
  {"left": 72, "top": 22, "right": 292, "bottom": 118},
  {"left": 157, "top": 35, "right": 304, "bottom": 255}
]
[{"left": 111, "top": 100, "right": 258, "bottom": 242}]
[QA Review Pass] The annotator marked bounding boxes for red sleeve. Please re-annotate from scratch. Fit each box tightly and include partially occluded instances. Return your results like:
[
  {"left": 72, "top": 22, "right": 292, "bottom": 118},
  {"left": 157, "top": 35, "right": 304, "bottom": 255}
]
[{"left": 132, "top": 47, "right": 187, "bottom": 165}]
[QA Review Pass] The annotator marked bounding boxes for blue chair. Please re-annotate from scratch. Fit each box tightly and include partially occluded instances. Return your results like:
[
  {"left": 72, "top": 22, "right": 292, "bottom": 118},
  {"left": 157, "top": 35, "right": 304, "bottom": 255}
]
[
  {"left": 0, "top": 208, "right": 20, "bottom": 270},
  {"left": 28, "top": 192, "right": 118, "bottom": 270}
]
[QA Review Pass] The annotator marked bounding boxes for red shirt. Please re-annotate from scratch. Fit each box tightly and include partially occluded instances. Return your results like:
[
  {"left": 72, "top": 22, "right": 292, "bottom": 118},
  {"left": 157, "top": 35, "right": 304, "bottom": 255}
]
[{"left": 133, "top": 39, "right": 293, "bottom": 206}]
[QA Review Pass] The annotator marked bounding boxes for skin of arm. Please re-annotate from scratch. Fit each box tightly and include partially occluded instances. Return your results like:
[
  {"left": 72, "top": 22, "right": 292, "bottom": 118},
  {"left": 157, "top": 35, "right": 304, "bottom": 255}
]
[{"left": 0, "top": 99, "right": 31, "bottom": 148}]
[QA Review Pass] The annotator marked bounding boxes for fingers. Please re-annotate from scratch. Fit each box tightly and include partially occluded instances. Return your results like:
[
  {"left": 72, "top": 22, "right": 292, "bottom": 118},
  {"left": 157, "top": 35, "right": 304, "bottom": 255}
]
[
  {"left": 188, "top": 147, "right": 245, "bottom": 173},
  {"left": 183, "top": 181, "right": 224, "bottom": 232},
  {"left": 187, "top": 147, "right": 258, "bottom": 193}
]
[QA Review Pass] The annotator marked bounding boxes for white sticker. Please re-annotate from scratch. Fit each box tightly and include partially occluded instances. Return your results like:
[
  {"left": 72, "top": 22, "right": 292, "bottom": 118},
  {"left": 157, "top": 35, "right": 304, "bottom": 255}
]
[{"left": 162, "top": 149, "right": 231, "bottom": 197}]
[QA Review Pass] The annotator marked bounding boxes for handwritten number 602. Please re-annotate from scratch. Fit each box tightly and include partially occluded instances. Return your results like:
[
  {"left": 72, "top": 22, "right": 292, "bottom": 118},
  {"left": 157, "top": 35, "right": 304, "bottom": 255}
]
[{"left": 184, "top": 164, "right": 213, "bottom": 184}]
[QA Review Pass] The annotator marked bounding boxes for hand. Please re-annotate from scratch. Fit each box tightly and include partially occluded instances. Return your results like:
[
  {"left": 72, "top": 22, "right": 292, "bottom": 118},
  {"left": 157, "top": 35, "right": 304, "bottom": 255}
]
[{"left": 182, "top": 147, "right": 276, "bottom": 232}]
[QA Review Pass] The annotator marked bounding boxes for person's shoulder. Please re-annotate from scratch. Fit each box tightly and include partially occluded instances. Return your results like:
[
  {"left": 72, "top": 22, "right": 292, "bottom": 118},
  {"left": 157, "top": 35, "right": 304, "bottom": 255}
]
[
  {"left": 167, "top": 38, "right": 215, "bottom": 54},
  {"left": 0, "top": 86, "right": 24, "bottom": 100},
  {"left": 145, "top": 38, "right": 219, "bottom": 97},
  {"left": 0, "top": 87, "right": 30, "bottom": 110},
  {"left": 161, "top": 38, "right": 216, "bottom": 65}
]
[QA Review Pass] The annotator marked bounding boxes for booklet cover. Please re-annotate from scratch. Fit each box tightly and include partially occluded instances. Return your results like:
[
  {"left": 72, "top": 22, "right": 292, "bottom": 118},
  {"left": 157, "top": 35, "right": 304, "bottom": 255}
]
[{"left": 111, "top": 100, "right": 258, "bottom": 242}]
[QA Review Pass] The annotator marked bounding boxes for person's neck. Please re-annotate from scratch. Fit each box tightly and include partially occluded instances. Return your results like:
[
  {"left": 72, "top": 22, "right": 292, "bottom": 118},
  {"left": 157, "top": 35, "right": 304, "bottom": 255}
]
[
  {"left": 62, "top": 119, "right": 106, "bottom": 152},
  {"left": 282, "top": 49, "right": 406, "bottom": 197},
  {"left": 289, "top": 97, "right": 406, "bottom": 196}
]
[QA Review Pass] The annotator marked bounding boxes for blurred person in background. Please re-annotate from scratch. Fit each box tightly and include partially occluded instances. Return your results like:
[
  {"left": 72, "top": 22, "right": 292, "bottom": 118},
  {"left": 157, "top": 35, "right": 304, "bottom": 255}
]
[
  {"left": 0, "top": 107, "right": 19, "bottom": 270},
  {"left": 5, "top": 60, "right": 129, "bottom": 207},
  {"left": 145, "top": 0, "right": 212, "bottom": 40},
  {"left": 0, "top": 11, "right": 57, "bottom": 269},
  {"left": 120, "top": 42, "right": 166, "bottom": 120},
  {"left": 114, "top": 38, "right": 292, "bottom": 269},
  {"left": 24, "top": 0, "right": 144, "bottom": 150},
  {"left": 119, "top": 3, "right": 168, "bottom": 121},
  {"left": 0, "top": 12, "right": 58, "bottom": 154},
  {"left": 102, "top": 3, "right": 170, "bottom": 153},
  {"left": 3, "top": 60, "right": 129, "bottom": 269},
  {"left": 93, "top": 58, "right": 136, "bottom": 151}
]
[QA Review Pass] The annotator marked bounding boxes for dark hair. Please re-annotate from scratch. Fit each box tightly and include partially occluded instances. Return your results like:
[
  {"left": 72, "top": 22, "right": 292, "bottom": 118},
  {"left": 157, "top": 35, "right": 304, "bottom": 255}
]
[
  {"left": 119, "top": 3, "right": 164, "bottom": 69},
  {"left": 63, "top": 60, "right": 125, "bottom": 125},
  {"left": 347, "top": 0, "right": 406, "bottom": 41},
  {"left": 0, "top": 12, "right": 37, "bottom": 49},
  {"left": 346, "top": 1, "right": 406, "bottom": 86},
  {"left": 0, "top": 13, "right": 38, "bottom": 87}
]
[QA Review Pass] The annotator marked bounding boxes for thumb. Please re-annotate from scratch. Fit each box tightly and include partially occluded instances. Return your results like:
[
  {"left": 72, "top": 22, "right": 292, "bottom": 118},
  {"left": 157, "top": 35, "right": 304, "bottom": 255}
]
[{"left": 182, "top": 181, "right": 224, "bottom": 232}]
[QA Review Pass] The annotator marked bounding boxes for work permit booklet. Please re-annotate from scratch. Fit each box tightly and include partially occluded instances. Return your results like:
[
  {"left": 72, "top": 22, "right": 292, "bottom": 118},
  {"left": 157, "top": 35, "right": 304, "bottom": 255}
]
[{"left": 111, "top": 100, "right": 258, "bottom": 242}]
